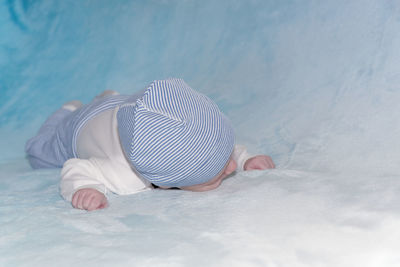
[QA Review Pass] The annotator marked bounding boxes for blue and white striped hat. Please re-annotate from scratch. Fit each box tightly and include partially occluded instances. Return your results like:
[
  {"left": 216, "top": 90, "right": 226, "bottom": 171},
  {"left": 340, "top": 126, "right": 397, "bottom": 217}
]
[{"left": 117, "top": 78, "right": 235, "bottom": 187}]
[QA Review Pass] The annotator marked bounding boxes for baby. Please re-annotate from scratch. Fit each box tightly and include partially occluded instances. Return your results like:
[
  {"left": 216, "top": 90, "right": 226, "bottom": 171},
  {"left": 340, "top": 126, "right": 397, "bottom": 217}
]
[{"left": 26, "top": 78, "right": 274, "bottom": 211}]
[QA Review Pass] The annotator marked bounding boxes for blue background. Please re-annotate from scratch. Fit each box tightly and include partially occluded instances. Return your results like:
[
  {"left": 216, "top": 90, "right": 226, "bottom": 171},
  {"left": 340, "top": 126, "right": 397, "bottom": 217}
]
[{"left": 2, "top": 1, "right": 400, "bottom": 266}]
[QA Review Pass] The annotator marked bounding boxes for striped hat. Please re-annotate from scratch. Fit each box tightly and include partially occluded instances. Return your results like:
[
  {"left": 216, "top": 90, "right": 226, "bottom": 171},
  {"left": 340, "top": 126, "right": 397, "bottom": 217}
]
[{"left": 117, "top": 78, "right": 235, "bottom": 187}]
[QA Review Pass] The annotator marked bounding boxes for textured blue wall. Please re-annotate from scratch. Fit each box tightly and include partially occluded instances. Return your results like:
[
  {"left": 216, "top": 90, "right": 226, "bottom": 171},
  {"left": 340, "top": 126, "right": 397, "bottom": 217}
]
[
  {"left": 0, "top": 0, "right": 301, "bottom": 159},
  {"left": 1, "top": 0, "right": 400, "bottom": 176},
  {"left": 1, "top": 0, "right": 296, "bottom": 123}
]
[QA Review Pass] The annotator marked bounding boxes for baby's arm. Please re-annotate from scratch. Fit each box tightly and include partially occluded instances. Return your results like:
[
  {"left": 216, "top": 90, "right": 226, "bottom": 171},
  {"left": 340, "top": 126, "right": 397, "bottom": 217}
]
[
  {"left": 233, "top": 145, "right": 275, "bottom": 171},
  {"left": 61, "top": 158, "right": 108, "bottom": 211}
]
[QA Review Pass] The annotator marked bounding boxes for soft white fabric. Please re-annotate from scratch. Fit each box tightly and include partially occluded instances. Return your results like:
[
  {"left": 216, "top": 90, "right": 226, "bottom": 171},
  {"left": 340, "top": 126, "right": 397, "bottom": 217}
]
[
  {"left": 60, "top": 106, "right": 252, "bottom": 202},
  {"left": 232, "top": 144, "right": 252, "bottom": 170}
]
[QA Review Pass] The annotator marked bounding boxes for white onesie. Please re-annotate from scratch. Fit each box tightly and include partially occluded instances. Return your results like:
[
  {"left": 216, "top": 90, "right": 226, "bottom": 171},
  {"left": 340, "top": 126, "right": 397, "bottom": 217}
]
[{"left": 60, "top": 106, "right": 252, "bottom": 201}]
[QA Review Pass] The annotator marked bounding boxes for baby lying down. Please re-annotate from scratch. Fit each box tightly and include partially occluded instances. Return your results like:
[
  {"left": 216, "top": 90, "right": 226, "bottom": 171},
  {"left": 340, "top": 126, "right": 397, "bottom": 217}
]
[{"left": 26, "top": 78, "right": 274, "bottom": 211}]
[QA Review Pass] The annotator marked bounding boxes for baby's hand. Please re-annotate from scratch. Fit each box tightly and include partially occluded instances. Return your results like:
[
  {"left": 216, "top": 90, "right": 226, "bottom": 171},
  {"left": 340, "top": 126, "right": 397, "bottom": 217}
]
[
  {"left": 244, "top": 155, "right": 275, "bottom": 171},
  {"left": 72, "top": 188, "right": 108, "bottom": 211}
]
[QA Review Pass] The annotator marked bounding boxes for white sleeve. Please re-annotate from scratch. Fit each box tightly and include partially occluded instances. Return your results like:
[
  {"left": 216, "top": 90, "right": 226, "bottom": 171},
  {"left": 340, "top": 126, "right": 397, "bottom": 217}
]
[
  {"left": 232, "top": 144, "right": 253, "bottom": 171},
  {"left": 60, "top": 158, "right": 108, "bottom": 202}
]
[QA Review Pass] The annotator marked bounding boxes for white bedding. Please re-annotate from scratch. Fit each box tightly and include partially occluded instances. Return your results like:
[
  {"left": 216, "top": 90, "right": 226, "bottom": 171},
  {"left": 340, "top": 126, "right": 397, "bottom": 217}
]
[{"left": 1, "top": 0, "right": 400, "bottom": 266}]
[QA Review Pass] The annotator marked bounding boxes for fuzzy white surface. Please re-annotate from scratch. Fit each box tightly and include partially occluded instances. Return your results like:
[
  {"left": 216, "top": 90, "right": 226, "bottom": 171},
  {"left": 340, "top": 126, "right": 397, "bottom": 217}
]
[{"left": 1, "top": 0, "right": 400, "bottom": 266}]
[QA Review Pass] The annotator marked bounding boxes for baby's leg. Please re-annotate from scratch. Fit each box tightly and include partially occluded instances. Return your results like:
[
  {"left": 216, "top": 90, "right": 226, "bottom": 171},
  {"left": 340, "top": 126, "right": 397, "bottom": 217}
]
[
  {"left": 25, "top": 101, "right": 82, "bottom": 169},
  {"left": 33, "top": 101, "right": 82, "bottom": 137}
]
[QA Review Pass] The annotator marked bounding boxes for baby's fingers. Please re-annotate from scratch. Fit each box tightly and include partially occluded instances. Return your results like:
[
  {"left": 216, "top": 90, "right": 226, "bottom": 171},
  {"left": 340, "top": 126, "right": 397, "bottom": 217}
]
[
  {"left": 87, "top": 198, "right": 105, "bottom": 211},
  {"left": 85, "top": 194, "right": 108, "bottom": 211},
  {"left": 72, "top": 189, "right": 107, "bottom": 211},
  {"left": 72, "top": 190, "right": 86, "bottom": 209},
  {"left": 263, "top": 156, "right": 275, "bottom": 169},
  {"left": 82, "top": 194, "right": 96, "bottom": 210},
  {"left": 256, "top": 156, "right": 274, "bottom": 169},
  {"left": 245, "top": 155, "right": 275, "bottom": 170}
]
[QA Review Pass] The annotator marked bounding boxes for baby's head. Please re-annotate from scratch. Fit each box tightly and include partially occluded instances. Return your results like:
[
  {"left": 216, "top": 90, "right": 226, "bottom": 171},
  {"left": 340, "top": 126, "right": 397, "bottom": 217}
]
[{"left": 117, "top": 78, "right": 235, "bottom": 190}]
